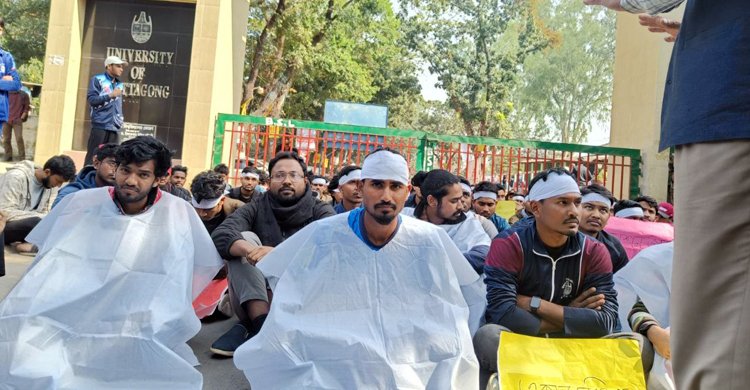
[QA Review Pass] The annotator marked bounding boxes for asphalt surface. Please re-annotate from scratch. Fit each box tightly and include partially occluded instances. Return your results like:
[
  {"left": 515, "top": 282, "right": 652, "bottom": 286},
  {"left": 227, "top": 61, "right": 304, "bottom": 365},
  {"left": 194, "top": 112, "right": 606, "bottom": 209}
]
[{"left": 1, "top": 247, "right": 251, "bottom": 389}]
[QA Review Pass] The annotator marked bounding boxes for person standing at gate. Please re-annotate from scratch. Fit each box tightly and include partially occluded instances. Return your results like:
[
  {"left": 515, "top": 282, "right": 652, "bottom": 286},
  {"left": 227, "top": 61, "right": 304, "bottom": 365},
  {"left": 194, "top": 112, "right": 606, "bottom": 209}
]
[
  {"left": 84, "top": 56, "right": 127, "bottom": 166},
  {"left": 2, "top": 89, "right": 29, "bottom": 162},
  {"left": 0, "top": 16, "right": 22, "bottom": 160}
]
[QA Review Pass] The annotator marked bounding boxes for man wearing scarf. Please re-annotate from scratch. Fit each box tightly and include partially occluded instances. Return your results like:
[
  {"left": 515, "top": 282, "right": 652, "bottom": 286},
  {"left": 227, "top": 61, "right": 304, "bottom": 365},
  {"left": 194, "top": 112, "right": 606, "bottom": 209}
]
[
  {"left": 210, "top": 152, "right": 335, "bottom": 356},
  {"left": 233, "top": 148, "right": 484, "bottom": 389},
  {"left": 401, "top": 169, "right": 491, "bottom": 274}
]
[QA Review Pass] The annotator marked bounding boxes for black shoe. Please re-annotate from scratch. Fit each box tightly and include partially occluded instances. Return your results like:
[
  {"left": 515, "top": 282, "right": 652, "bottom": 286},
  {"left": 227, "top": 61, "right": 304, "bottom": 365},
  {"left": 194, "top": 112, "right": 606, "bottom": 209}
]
[{"left": 210, "top": 323, "right": 252, "bottom": 357}]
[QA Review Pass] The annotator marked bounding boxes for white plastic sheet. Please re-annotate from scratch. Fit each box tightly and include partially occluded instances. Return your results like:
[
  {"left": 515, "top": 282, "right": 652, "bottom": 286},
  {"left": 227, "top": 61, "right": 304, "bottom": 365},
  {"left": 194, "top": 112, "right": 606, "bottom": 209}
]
[
  {"left": 614, "top": 242, "right": 674, "bottom": 390},
  {"left": 235, "top": 213, "right": 485, "bottom": 389},
  {"left": 0, "top": 188, "right": 223, "bottom": 389},
  {"left": 401, "top": 208, "right": 490, "bottom": 253}
]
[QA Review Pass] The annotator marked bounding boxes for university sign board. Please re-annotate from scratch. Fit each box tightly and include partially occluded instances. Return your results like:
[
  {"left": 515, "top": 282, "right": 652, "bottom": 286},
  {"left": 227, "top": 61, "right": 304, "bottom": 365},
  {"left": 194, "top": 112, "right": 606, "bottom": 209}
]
[{"left": 73, "top": 0, "right": 196, "bottom": 158}]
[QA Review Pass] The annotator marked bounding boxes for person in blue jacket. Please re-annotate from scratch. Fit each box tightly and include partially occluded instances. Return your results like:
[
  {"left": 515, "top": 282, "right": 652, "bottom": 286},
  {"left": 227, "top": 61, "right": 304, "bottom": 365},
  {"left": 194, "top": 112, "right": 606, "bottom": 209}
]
[
  {"left": 84, "top": 56, "right": 127, "bottom": 166},
  {"left": 53, "top": 143, "right": 119, "bottom": 208},
  {"left": 0, "top": 17, "right": 22, "bottom": 137}
]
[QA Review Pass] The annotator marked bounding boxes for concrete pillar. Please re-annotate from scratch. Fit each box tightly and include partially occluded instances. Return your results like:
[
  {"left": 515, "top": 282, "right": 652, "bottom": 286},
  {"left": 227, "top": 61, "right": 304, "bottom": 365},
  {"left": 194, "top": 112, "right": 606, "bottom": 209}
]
[{"left": 608, "top": 6, "right": 684, "bottom": 200}]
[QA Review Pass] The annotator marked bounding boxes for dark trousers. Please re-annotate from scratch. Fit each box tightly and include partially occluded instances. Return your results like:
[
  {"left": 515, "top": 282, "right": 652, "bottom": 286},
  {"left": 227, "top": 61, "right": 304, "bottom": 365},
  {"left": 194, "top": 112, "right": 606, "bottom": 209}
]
[
  {"left": 1, "top": 231, "right": 5, "bottom": 277},
  {"left": 4, "top": 217, "right": 42, "bottom": 244},
  {"left": 2, "top": 121, "right": 25, "bottom": 160},
  {"left": 84, "top": 128, "right": 120, "bottom": 166}
]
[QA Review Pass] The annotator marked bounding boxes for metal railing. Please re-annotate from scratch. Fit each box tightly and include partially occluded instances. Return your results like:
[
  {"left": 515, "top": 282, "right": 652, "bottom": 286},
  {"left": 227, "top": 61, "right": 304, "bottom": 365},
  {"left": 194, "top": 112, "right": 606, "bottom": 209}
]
[{"left": 213, "top": 114, "right": 641, "bottom": 199}]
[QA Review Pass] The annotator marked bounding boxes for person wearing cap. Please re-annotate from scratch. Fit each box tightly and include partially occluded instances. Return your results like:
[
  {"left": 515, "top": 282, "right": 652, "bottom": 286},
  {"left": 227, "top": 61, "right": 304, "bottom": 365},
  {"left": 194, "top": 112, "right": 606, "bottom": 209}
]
[
  {"left": 656, "top": 202, "right": 673, "bottom": 224},
  {"left": 333, "top": 165, "right": 362, "bottom": 213},
  {"left": 84, "top": 55, "right": 127, "bottom": 166},
  {"left": 475, "top": 168, "right": 625, "bottom": 388},
  {"left": 210, "top": 152, "right": 335, "bottom": 356},
  {"left": 232, "top": 147, "right": 485, "bottom": 389},
  {"left": 472, "top": 181, "right": 511, "bottom": 234},
  {"left": 402, "top": 170, "right": 492, "bottom": 274},
  {"left": 227, "top": 166, "right": 261, "bottom": 204},
  {"left": 579, "top": 184, "right": 629, "bottom": 273},
  {"left": 613, "top": 200, "right": 646, "bottom": 221},
  {"left": 0, "top": 16, "right": 22, "bottom": 160},
  {"left": 52, "top": 143, "right": 119, "bottom": 209}
]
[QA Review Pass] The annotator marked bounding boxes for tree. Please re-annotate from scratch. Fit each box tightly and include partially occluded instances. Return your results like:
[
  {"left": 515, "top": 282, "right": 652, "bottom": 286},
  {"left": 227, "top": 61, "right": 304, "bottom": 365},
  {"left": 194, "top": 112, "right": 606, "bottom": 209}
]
[
  {"left": 400, "top": 0, "right": 553, "bottom": 138},
  {"left": 242, "top": 0, "right": 419, "bottom": 119},
  {"left": 509, "top": 0, "right": 615, "bottom": 144},
  {"left": 0, "top": 0, "right": 50, "bottom": 68}
]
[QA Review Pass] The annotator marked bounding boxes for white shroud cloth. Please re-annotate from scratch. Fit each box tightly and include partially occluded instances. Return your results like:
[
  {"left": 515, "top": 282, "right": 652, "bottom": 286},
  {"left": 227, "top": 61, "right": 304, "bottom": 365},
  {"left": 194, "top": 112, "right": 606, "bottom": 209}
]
[
  {"left": 0, "top": 187, "right": 222, "bottom": 389},
  {"left": 401, "top": 208, "right": 491, "bottom": 253},
  {"left": 614, "top": 242, "right": 674, "bottom": 390},
  {"left": 234, "top": 213, "right": 486, "bottom": 389}
]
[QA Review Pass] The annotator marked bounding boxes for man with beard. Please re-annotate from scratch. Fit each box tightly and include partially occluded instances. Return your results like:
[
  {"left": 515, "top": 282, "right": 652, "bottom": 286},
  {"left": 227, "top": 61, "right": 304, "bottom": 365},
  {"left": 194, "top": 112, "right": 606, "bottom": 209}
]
[
  {"left": 474, "top": 168, "right": 621, "bottom": 388},
  {"left": 0, "top": 136, "right": 222, "bottom": 388},
  {"left": 635, "top": 195, "right": 659, "bottom": 222},
  {"left": 226, "top": 166, "right": 261, "bottom": 204},
  {"left": 52, "top": 143, "right": 119, "bottom": 208},
  {"left": 232, "top": 148, "right": 485, "bottom": 389},
  {"left": 0, "top": 154, "right": 76, "bottom": 255},
  {"left": 402, "top": 170, "right": 491, "bottom": 274},
  {"left": 579, "top": 184, "right": 629, "bottom": 273},
  {"left": 210, "top": 152, "right": 335, "bottom": 356},
  {"left": 333, "top": 165, "right": 362, "bottom": 213}
]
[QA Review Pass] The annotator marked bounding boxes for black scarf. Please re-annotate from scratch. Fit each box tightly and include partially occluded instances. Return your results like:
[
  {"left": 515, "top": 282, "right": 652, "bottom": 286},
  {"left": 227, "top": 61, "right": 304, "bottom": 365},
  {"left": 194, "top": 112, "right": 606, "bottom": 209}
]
[{"left": 255, "top": 186, "right": 316, "bottom": 246}]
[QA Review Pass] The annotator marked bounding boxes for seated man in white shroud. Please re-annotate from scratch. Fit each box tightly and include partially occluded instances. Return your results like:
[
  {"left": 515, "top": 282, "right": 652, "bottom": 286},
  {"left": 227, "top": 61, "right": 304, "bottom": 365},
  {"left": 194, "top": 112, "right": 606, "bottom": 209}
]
[
  {"left": 234, "top": 148, "right": 486, "bottom": 389},
  {"left": 0, "top": 136, "right": 223, "bottom": 389}
]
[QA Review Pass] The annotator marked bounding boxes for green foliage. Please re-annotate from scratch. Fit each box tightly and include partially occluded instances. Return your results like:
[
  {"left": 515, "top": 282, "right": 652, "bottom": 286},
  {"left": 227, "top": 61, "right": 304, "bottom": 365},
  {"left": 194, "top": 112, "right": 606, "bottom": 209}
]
[
  {"left": 0, "top": 0, "right": 50, "bottom": 68},
  {"left": 509, "top": 0, "right": 615, "bottom": 144},
  {"left": 399, "top": 0, "right": 553, "bottom": 138},
  {"left": 17, "top": 57, "right": 44, "bottom": 84},
  {"left": 244, "top": 0, "right": 420, "bottom": 119},
  {"left": 387, "top": 94, "right": 464, "bottom": 134}
]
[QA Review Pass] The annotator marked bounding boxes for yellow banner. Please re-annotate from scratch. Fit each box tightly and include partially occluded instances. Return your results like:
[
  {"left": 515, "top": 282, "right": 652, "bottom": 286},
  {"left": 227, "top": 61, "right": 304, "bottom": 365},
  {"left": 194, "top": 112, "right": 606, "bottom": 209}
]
[
  {"left": 498, "top": 332, "right": 646, "bottom": 390},
  {"left": 495, "top": 200, "right": 517, "bottom": 220}
]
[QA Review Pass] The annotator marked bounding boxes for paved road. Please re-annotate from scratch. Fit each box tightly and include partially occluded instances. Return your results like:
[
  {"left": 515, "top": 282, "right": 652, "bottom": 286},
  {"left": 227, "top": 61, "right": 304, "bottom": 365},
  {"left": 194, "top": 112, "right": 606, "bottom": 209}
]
[{"left": 1, "top": 247, "right": 251, "bottom": 389}]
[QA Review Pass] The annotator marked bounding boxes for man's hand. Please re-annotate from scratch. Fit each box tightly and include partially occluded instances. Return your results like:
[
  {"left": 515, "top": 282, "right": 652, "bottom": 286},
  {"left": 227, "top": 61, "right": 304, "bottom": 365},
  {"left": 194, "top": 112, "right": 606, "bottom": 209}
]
[
  {"left": 246, "top": 245, "right": 274, "bottom": 264},
  {"left": 110, "top": 88, "right": 123, "bottom": 98},
  {"left": 569, "top": 287, "right": 605, "bottom": 310},
  {"left": 647, "top": 326, "right": 671, "bottom": 359},
  {"left": 639, "top": 15, "right": 681, "bottom": 42},
  {"left": 1, "top": 75, "right": 12, "bottom": 81},
  {"left": 582, "top": 0, "right": 625, "bottom": 11}
]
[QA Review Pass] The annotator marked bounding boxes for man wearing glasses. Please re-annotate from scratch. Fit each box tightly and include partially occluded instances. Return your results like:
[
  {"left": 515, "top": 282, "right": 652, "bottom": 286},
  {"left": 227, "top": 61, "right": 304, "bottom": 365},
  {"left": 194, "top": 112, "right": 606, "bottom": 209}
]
[
  {"left": 210, "top": 151, "right": 336, "bottom": 356},
  {"left": 84, "top": 55, "right": 127, "bottom": 166}
]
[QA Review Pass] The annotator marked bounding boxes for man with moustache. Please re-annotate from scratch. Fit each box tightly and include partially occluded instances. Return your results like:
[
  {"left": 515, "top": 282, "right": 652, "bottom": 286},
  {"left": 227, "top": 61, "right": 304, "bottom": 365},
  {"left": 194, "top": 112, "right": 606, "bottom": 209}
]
[
  {"left": 473, "top": 168, "right": 620, "bottom": 388},
  {"left": 402, "top": 169, "right": 491, "bottom": 274},
  {"left": 333, "top": 165, "right": 362, "bottom": 213},
  {"left": 210, "top": 152, "right": 335, "bottom": 356},
  {"left": 227, "top": 166, "right": 261, "bottom": 204},
  {"left": 0, "top": 136, "right": 222, "bottom": 388},
  {"left": 579, "top": 184, "right": 629, "bottom": 273},
  {"left": 232, "top": 148, "right": 485, "bottom": 389}
]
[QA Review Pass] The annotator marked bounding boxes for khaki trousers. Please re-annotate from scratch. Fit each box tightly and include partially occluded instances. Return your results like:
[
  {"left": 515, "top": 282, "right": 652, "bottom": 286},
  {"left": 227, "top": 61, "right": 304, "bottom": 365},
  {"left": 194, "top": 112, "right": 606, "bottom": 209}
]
[{"left": 672, "top": 141, "right": 750, "bottom": 389}]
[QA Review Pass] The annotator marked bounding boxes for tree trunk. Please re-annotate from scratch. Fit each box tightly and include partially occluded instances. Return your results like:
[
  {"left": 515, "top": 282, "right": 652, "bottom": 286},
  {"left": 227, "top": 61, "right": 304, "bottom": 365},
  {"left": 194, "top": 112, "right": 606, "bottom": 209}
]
[{"left": 241, "top": 0, "right": 286, "bottom": 113}]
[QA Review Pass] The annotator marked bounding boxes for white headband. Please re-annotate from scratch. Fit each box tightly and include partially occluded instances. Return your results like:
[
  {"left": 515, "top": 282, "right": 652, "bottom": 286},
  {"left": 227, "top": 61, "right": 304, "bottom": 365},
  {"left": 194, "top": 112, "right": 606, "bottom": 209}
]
[
  {"left": 191, "top": 196, "right": 223, "bottom": 209},
  {"left": 459, "top": 183, "right": 472, "bottom": 194},
  {"left": 312, "top": 178, "right": 328, "bottom": 185},
  {"left": 338, "top": 169, "right": 362, "bottom": 187},
  {"left": 581, "top": 193, "right": 613, "bottom": 207},
  {"left": 527, "top": 173, "right": 580, "bottom": 202},
  {"left": 615, "top": 207, "right": 644, "bottom": 219},
  {"left": 472, "top": 191, "right": 497, "bottom": 200},
  {"left": 361, "top": 150, "right": 409, "bottom": 185},
  {"left": 241, "top": 172, "right": 260, "bottom": 179},
  {"left": 512, "top": 195, "right": 526, "bottom": 202}
]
